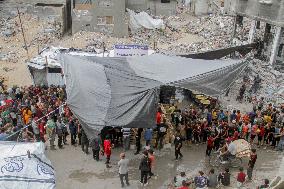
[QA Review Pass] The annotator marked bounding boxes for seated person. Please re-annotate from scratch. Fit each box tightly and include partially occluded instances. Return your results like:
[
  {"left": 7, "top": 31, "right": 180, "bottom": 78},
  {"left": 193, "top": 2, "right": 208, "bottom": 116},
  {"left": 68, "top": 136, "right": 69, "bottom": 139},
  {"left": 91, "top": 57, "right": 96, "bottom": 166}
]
[
  {"left": 257, "top": 179, "right": 269, "bottom": 189},
  {"left": 174, "top": 172, "right": 189, "bottom": 187},
  {"left": 218, "top": 168, "right": 230, "bottom": 186},
  {"left": 219, "top": 138, "right": 236, "bottom": 162},
  {"left": 177, "top": 180, "right": 191, "bottom": 189},
  {"left": 194, "top": 171, "right": 208, "bottom": 188}
]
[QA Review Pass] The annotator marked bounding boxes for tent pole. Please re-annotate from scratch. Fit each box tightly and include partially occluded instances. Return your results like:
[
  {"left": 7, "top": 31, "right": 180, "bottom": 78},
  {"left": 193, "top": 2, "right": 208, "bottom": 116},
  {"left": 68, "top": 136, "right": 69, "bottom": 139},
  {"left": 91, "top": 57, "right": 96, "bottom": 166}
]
[{"left": 17, "top": 8, "right": 29, "bottom": 59}]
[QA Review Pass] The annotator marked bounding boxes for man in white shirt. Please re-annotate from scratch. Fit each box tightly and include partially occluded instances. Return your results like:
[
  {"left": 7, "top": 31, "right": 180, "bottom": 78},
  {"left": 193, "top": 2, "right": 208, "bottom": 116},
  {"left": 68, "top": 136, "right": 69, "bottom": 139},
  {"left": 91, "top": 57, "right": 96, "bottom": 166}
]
[
  {"left": 118, "top": 153, "right": 130, "bottom": 188},
  {"left": 220, "top": 138, "right": 236, "bottom": 162}
]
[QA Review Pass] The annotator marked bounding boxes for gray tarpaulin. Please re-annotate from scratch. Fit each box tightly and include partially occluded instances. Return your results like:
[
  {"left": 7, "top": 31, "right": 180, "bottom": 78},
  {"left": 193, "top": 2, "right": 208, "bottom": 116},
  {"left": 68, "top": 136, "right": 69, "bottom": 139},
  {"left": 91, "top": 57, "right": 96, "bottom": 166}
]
[{"left": 60, "top": 54, "right": 248, "bottom": 138}]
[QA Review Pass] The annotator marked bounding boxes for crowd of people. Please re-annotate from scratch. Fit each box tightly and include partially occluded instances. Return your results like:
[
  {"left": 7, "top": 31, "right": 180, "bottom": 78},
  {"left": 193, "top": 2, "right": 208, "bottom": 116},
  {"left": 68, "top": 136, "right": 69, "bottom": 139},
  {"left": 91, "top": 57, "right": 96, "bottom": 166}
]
[{"left": 0, "top": 84, "right": 283, "bottom": 188}]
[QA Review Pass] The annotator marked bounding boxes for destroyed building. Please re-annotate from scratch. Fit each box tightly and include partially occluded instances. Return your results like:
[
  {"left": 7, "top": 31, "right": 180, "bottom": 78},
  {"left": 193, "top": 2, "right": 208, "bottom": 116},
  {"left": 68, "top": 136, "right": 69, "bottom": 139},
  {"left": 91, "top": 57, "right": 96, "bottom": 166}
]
[
  {"left": 71, "top": 0, "right": 128, "bottom": 37},
  {"left": 126, "top": 0, "right": 177, "bottom": 16},
  {"left": 71, "top": 0, "right": 178, "bottom": 37},
  {"left": 225, "top": 0, "right": 284, "bottom": 72},
  {"left": 0, "top": 0, "right": 72, "bottom": 36}
]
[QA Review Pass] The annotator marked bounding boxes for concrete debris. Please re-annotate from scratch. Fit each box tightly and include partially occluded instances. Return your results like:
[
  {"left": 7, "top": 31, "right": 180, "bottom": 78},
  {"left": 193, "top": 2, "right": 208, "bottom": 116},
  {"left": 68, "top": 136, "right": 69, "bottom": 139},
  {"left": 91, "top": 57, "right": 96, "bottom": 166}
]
[
  {"left": 220, "top": 58, "right": 284, "bottom": 111},
  {"left": 162, "top": 15, "right": 257, "bottom": 54}
]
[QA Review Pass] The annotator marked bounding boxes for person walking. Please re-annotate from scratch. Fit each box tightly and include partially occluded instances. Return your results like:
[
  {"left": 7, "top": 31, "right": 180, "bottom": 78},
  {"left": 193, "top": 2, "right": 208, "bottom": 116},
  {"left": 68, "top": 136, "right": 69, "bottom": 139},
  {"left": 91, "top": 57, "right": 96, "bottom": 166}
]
[
  {"left": 90, "top": 135, "right": 102, "bottom": 161},
  {"left": 174, "top": 132, "right": 183, "bottom": 160},
  {"left": 139, "top": 151, "right": 150, "bottom": 186},
  {"left": 121, "top": 127, "right": 131, "bottom": 151},
  {"left": 81, "top": 128, "right": 89, "bottom": 154},
  {"left": 118, "top": 153, "right": 130, "bottom": 188},
  {"left": 104, "top": 135, "right": 112, "bottom": 168}
]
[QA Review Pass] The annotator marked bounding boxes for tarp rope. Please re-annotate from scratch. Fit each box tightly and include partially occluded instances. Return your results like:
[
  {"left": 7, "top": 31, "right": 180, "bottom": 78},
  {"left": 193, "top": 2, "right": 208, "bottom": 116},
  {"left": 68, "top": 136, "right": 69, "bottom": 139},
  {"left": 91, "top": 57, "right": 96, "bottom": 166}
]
[{"left": 4, "top": 102, "right": 67, "bottom": 140}]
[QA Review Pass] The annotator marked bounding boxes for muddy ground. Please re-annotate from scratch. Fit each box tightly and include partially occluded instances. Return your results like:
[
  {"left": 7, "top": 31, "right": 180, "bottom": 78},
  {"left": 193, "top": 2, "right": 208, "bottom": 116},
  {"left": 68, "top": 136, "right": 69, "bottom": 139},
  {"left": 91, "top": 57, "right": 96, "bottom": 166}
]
[{"left": 46, "top": 140, "right": 283, "bottom": 189}]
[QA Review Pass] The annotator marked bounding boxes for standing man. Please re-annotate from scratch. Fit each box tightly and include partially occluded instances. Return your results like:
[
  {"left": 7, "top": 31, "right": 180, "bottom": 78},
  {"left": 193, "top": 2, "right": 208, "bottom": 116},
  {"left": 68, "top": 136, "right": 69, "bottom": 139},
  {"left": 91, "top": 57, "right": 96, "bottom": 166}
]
[
  {"left": 135, "top": 128, "right": 143, "bottom": 155},
  {"left": 118, "top": 153, "right": 130, "bottom": 188},
  {"left": 174, "top": 132, "right": 183, "bottom": 160},
  {"left": 121, "top": 127, "right": 131, "bottom": 151},
  {"left": 139, "top": 151, "right": 150, "bottom": 186},
  {"left": 46, "top": 116, "right": 56, "bottom": 150},
  {"left": 247, "top": 149, "right": 257, "bottom": 180},
  {"left": 62, "top": 119, "right": 68, "bottom": 145},
  {"left": 77, "top": 120, "right": 82, "bottom": 145},
  {"left": 56, "top": 118, "right": 64, "bottom": 149},
  {"left": 144, "top": 128, "right": 153, "bottom": 147},
  {"left": 81, "top": 128, "right": 89, "bottom": 154},
  {"left": 157, "top": 118, "right": 168, "bottom": 150},
  {"left": 69, "top": 120, "right": 77, "bottom": 145},
  {"left": 31, "top": 117, "right": 40, "bottom": 142},
  {"left": 90, "top": 134, "right": 101, "bottom": 161}
]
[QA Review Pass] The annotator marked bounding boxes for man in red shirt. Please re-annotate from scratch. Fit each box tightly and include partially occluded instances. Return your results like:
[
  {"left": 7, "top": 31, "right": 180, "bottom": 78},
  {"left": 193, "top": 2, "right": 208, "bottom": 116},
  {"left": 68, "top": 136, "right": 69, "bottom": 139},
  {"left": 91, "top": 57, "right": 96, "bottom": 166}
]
[
  {"left": 38, "top": 119, "right": 46, "bottom": 143},
  {"left": 156, "top": 108, "right": 162, "bottom": 126},
  {"left": 206, "top": 134, "right": 218, "bottom": 156}
]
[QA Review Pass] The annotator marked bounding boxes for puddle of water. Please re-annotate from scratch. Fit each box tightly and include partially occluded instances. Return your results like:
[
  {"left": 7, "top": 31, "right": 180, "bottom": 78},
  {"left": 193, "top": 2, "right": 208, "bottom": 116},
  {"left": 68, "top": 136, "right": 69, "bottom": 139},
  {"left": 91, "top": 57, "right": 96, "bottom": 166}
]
[{"left": 69, "top": 169, "right": 98, "bottom": 183}]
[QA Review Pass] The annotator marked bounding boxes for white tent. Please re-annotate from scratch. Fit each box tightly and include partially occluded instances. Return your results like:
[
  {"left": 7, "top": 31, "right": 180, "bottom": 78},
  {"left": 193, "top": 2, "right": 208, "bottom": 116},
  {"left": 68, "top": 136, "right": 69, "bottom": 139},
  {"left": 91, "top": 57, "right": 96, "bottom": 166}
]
[{"left": 0, "top": 142, "right": 55, "bottom": 189}]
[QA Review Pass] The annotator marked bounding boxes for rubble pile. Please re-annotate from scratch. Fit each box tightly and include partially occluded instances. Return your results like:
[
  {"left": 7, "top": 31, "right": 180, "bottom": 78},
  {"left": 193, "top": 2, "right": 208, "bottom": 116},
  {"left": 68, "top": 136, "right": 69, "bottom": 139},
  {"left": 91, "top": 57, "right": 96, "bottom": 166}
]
[
  {"left": 221, "top": 58, "right": 284, "bottom": 110},
  {"left": 0, "top": 13, "right": 61, "bottom": 63},
  {"left": 165, "top": 15, "right": 253, "bottom": 54},
  {"left": 130, "top": 27, "right": 179, "bottom": 47}
]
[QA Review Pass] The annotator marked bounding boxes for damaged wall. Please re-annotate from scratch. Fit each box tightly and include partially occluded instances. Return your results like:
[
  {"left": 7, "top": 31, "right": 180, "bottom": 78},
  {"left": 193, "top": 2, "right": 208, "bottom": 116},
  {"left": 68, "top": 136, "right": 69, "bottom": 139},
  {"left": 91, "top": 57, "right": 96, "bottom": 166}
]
[
  {"left": 72, "top": 0, "right": 128, "bottom": 37},
  {"left": 226, "top": 0, "right": 284, "bottom": 27},
  {"left": 126, "top": 0, "right": 177, "bottom": 16}
]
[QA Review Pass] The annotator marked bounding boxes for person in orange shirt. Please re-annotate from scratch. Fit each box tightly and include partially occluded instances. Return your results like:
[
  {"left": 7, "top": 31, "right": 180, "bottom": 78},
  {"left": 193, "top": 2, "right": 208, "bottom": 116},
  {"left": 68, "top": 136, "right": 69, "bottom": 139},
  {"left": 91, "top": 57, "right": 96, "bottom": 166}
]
[
  {"left": 242, "top": 114, "right": 250, "bottom": 123},
  {"left": 242, "top": 122, "right": 250, "bottom": 141},
  {"left": 22, "top": 106, "right": 32, "bottom": 125}
]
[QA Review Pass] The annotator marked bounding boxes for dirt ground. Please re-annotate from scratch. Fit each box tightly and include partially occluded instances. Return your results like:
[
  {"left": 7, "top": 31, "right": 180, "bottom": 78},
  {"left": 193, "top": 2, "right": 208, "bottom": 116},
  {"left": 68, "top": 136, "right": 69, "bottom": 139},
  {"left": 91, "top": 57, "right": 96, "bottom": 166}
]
[{"left": 45, "top": 140, "right": 283, "bottom": 189}]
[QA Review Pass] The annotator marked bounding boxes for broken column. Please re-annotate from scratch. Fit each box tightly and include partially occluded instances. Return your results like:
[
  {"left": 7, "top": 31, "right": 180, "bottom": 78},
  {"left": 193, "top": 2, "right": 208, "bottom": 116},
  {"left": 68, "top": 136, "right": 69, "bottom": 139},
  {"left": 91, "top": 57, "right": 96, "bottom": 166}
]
[
  {"left": 269, "top": 27, "right": 283, "bottom": 65},
  {"left": 248, "top": 20, "right": 256, "bottom": 43}
]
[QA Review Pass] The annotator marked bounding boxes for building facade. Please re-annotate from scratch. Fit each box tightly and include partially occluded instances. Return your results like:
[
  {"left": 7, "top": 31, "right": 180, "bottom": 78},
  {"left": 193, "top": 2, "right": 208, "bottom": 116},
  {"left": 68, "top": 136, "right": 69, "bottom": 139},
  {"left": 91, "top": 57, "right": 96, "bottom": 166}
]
[
  {"left": 72, "top": 0, "right": 128, "bottom": 37},
  {"left": 225, "top": 0, "right": 284, "bottom": 71},
  {"left": 71, "top": 0, "right": 178, "bottom": 37},
  {"left": 126, "top": 0, "right": 177, "bottom": 16}
]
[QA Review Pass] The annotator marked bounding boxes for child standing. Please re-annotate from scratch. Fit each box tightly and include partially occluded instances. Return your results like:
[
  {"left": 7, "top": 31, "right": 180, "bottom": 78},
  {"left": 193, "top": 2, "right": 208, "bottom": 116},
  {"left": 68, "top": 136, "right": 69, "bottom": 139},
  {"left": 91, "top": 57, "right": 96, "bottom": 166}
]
[
  {"left": 236, "top": 167, "right": 246, "bottom": 188},
  {"left": 148, "top": 149, "right": 155, "bottom": 178}
]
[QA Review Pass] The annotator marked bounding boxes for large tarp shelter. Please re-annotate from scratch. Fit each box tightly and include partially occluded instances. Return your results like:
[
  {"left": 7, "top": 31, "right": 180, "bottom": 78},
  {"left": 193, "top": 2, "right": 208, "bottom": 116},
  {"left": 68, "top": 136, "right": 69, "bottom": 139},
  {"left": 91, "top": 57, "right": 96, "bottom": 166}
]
[{"left": 60, "top": 54, "right": 248, "bottom": 138}]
